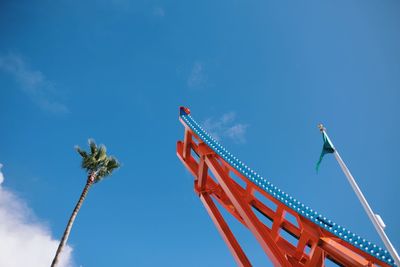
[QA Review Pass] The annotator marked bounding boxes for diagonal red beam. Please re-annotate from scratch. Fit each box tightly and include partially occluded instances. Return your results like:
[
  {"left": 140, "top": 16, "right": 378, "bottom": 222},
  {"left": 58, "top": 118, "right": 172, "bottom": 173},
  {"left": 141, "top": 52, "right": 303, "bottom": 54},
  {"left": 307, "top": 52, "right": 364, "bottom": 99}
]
[
  {"left": 205, "top": 155, "right": 291, "bottom": 267},
  {"left": 200, "top": 192, "right": 252, "bottom": 267}
]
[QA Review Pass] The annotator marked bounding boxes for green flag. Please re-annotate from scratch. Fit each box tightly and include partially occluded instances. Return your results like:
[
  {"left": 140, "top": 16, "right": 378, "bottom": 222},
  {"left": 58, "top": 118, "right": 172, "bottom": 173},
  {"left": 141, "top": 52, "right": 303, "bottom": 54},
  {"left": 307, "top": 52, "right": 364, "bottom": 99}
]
[{"left": 316, "top": 132, "right": 335, "bottom": 172}]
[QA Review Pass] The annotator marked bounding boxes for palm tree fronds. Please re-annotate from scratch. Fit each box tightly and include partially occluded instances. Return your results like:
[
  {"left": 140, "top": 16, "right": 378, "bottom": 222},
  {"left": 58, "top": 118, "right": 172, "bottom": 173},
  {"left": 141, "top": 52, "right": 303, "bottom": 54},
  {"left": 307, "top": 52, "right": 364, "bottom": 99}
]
[
  {"left": 75, "top": 146, "right": 88, "bottom": 158},
  {"left": 82, "top": 156, "right": 96, "bottom": 170},
  {"left": 88, "top": 139, "right": 97, "bottom": 155},
  {"left": 77, "top": 139, "right": 120, "bottom": 181},
  {"left": 96, "top": 145, "right": 107, "bottom": 161},
  {"left": 107, "top": 157, "right": 120, "bottom": 170}
]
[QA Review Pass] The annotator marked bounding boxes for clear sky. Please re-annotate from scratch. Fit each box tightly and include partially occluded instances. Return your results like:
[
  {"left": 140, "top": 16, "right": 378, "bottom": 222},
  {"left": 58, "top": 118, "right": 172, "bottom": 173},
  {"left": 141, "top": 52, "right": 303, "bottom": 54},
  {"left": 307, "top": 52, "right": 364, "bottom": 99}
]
[{"left": 0, "top": 1, "right": 399, "bottom": 266}]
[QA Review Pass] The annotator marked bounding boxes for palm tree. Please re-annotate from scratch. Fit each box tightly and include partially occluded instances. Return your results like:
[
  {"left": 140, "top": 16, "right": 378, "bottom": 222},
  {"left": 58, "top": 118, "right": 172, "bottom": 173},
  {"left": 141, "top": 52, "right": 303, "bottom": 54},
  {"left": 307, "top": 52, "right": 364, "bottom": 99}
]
[{"left": 51, "top": 139, "right": 120, "bottom": 267}]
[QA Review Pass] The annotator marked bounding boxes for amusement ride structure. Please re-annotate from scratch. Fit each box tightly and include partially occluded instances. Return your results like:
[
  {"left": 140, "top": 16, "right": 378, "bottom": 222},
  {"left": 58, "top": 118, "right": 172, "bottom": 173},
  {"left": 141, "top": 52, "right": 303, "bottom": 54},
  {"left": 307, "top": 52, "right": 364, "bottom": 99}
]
[{"left": 176, "top": 107, "right": 397, "bottom": 267}]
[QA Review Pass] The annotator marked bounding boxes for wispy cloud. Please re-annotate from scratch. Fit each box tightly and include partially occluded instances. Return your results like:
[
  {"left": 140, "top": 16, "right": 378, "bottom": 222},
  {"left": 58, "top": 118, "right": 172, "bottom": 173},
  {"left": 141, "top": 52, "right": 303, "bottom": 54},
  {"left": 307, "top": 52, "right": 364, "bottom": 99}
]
[
  {"left": 0, "top": 164, "right": 74, "bottom": 267},
  {"left": 187, "top": 61, "right": 208, "bottom": 89},
  {"left": 153, "top": 6, "right": 165, "bottom": 17},
  {"left": 0, "top": 53, "right": 69, "bottom": 114},
  {"left": 203, "top": 112, "right": 248, "bottom": 143}
]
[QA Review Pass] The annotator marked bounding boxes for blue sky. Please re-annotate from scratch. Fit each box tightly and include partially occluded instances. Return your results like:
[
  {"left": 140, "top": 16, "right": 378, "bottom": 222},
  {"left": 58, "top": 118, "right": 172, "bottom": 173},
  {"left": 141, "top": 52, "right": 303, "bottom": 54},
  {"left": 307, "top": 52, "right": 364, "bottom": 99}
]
[{"left": 0, "top": 1, "right": 399, "bottom": 266}]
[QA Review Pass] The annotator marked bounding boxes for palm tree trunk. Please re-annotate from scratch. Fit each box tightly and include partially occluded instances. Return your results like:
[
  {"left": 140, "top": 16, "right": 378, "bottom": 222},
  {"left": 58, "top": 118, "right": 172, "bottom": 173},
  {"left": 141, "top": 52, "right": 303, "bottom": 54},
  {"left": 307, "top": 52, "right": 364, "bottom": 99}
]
[{"left": 51, "top": 174, "right": 95, "bottom": 267}]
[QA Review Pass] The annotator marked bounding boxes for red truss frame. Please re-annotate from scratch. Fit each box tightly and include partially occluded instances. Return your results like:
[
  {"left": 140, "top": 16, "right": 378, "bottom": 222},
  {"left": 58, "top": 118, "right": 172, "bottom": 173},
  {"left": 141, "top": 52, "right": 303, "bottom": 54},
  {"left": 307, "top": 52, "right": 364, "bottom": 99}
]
[{"left": 177, "top": 115, "right": 391, "bottom": 267}]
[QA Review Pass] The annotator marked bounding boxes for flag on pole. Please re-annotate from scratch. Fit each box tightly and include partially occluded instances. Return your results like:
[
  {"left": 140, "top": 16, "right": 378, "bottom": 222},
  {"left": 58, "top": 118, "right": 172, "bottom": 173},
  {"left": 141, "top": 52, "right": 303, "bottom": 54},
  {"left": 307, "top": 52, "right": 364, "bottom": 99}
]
[{"left": 316, "top": 124, "right": 335, "bottom": 172}]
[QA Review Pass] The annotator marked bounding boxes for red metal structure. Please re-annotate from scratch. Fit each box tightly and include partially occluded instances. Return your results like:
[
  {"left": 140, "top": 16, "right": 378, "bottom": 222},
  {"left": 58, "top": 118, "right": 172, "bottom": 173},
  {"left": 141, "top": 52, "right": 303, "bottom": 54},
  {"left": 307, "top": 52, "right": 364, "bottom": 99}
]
[{"left": 176, "top": 107, "right": 395, "bottom": 267}]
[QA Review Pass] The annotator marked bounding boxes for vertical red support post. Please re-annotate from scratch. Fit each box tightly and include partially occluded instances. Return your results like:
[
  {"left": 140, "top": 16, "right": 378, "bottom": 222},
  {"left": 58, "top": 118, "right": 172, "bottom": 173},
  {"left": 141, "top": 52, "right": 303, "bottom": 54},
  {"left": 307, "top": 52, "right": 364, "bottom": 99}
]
[
  {"left": 183, "top": 128, "right": 192, "bottom": 160},
  {"left": 198, "top": 156, "right": 208, "bottom": 191}
]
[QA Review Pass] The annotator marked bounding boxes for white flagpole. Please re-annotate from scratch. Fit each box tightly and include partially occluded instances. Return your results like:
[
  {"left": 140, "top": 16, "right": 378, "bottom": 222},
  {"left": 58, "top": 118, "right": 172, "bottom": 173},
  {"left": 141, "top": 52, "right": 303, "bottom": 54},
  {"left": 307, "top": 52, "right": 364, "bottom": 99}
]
[{"left": 318, "top": 124, "right": 400, "bottom": 266}]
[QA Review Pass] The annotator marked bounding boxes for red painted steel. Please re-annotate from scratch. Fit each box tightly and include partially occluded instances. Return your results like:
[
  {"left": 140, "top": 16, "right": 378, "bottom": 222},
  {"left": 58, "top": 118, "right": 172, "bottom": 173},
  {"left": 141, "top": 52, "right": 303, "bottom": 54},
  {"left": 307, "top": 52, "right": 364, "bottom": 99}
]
[{"left": 177, "top": 110, "right": 391, "bottom": 267}]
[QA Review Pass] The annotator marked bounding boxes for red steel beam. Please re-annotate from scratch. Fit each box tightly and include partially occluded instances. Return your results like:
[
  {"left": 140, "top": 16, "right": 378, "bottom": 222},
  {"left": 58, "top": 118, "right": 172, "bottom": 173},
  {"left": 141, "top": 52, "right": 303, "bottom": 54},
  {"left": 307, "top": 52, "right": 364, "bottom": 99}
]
[
  {"left": 200, "top": 192, "right": 252, "bottom": 267},
  {"left": 177, "top": 117, "right": 391, "bottom": 267}
]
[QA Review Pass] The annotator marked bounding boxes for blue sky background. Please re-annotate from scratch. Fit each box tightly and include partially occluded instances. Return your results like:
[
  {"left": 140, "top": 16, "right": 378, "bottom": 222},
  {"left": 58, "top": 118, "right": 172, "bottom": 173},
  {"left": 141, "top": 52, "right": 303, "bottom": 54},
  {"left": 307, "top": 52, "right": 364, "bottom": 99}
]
[{"left": 0, "top": 1, "right": 399, "bottom": 266}]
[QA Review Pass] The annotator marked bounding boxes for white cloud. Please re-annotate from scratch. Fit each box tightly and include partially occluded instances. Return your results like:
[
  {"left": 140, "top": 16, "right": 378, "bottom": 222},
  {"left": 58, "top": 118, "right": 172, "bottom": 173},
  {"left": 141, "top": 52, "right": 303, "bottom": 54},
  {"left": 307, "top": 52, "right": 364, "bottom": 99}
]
[
  {"left": 187, "top": 61, "right": 208, "bottom": 89},
  {"left": 203, "top": 112, "right": 248, "bottom": 143},
  {"left": 0, "top": 53, "right": 69, "bottom": 114},
  {"left": 0, "top": 164, "right": 74, "bottom": 267},
  {"left": 226, "top": 124, "right": 247, "bottom": 143},
  {"left": 0, "top": 164, "right": 3, "bottom": 185}
]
